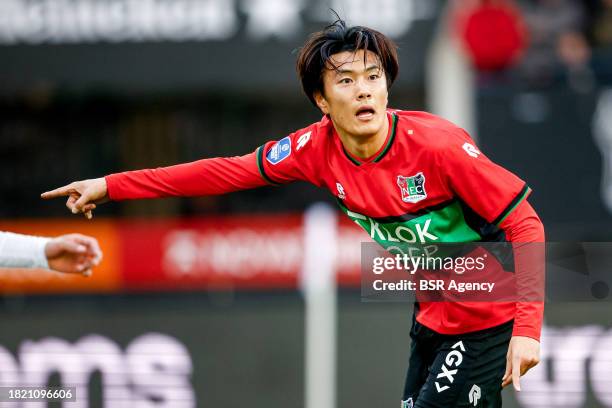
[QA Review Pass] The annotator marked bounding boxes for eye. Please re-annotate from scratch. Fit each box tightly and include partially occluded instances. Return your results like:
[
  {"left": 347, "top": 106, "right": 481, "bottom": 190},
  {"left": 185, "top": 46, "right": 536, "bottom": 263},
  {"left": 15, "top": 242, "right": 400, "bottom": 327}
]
[
  {"left": 339, "top": 78, "right": 352, "bottom": 84},
  {"left": 369, "top": 73, "right": 381, "bottom": 80}
]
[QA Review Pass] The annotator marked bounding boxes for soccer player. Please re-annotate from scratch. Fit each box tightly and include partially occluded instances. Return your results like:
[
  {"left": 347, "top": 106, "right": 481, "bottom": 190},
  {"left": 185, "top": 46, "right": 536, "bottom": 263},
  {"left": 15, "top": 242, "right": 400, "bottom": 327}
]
[
  {"left": 0, "top": 231, "right": 102, "bottom": 275},
  {"left": 42, "top": 19, "right": 544, "bottom": 407}
]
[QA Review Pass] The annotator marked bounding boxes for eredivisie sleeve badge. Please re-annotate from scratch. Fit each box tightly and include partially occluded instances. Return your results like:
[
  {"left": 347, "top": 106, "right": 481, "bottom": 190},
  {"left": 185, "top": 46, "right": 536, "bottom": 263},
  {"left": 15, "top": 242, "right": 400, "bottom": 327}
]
[{"left": 397, "top": 172, "right": 427, "bottom": 203}]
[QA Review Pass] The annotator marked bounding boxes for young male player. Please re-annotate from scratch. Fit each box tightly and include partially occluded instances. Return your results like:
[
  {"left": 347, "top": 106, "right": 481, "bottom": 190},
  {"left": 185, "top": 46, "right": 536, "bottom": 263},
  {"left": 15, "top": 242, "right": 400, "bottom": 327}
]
[{"left": 42, "top": 19, "right": 544, "bottom": 407}]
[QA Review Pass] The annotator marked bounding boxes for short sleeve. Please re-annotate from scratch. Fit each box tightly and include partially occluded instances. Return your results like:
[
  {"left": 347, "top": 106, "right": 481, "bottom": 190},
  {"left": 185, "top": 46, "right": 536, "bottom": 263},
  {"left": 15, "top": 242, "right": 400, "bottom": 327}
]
[
  {"left": 256, "top": 125, "right": 322, "bottom": 187},
  {"left": 441, "top": 130, "right": 531, "bottom": 225}
]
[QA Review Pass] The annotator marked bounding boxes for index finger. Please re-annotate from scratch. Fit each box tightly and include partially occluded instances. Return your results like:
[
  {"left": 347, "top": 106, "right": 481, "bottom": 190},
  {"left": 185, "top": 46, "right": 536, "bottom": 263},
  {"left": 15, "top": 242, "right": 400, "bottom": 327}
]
[{"left": 41, "top": 184, "right": 75, "bottom": 200}]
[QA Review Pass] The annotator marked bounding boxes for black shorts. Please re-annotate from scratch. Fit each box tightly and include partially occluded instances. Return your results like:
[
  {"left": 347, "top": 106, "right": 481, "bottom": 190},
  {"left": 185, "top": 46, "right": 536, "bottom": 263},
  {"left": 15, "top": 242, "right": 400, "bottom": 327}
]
[{"left": 401, "top": 316, "right": 513, "bottom": 408}]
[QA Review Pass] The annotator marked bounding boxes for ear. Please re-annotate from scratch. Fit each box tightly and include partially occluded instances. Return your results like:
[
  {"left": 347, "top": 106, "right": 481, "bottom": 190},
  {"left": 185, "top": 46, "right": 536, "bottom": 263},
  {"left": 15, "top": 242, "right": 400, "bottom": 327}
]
[{"left": 314, "top": 91, "right": 329, "bottom": 115}]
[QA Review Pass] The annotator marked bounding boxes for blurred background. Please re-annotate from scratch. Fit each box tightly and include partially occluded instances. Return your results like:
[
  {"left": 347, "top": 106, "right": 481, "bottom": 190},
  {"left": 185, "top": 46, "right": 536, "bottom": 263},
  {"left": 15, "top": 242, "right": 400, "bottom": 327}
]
[{"left": 1, "top": 0, "right": 612, "bottom": 407}]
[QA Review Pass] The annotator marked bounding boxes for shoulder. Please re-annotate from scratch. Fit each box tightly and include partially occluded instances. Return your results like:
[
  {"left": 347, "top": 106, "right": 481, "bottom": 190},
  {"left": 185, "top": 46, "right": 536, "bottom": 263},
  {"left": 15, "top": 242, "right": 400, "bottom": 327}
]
[
  {"left": 274, "top": 115, "right": 331, "bottom": 160},
  {"left": 390, "top": 109, "right": 475, "bottom": 154},
  {"left": 392, "top": 109, "right": 459, "bottom": 130},
  {"left": 260, "top": 116, "right": 331, "bottom": 185}
]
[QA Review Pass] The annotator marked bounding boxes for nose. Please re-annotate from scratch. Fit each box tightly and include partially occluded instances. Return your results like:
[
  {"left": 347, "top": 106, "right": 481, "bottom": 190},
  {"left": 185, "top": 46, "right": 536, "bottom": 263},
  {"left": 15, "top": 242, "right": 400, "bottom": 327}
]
[
  {"left": 357, "top": 91, "right": 372, "bottom": 101},
  {"left": 356, "top": 78, "right": 372, "bottom": 101}
]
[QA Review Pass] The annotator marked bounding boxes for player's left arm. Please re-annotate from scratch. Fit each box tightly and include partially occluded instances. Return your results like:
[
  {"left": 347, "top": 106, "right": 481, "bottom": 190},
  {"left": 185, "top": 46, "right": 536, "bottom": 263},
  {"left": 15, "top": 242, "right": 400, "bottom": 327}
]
[
  {"left": 498, "top": 200, "right": 545, "bottom": 391},
  {"left": 439, "top": 129, "right": 545, "bottom": 391}
]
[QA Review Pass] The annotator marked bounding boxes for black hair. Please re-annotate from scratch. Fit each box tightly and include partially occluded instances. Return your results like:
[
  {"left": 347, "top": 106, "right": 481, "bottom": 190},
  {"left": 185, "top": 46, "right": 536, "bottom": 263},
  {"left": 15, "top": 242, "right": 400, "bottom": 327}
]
[{"left": 296, "top": 17, "right": 399, "bottom": 107}]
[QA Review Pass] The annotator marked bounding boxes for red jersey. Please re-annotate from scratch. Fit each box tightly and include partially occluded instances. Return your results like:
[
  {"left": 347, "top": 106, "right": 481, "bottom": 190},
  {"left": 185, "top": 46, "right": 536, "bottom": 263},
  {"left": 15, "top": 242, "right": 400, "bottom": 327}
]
[{"left": 106, "top": 110, "right": 544, "bottom": 340}]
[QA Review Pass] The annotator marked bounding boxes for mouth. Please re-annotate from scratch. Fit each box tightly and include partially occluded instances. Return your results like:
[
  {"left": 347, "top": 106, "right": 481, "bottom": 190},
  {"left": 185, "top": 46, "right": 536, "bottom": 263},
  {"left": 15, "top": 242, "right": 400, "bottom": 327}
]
[{"left": 355, "top": 105, "right": 376, "bottom": 121}]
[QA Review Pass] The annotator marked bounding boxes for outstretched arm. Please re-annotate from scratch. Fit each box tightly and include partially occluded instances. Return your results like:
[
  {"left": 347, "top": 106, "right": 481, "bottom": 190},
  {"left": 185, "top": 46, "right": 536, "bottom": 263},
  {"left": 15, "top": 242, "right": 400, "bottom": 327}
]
[
  {"left": 41, "top": 151, "right": 267, "bottom": 218},
  {"left": 0, "top": 232, "right": 102, "bottom": 275}
]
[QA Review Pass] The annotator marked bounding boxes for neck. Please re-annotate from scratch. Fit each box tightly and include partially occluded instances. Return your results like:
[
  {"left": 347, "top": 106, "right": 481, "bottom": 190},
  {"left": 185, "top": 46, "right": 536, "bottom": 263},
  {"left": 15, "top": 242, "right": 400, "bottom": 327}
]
[{"left": 335, "top": 114, "right": 389, "bottom": 160}]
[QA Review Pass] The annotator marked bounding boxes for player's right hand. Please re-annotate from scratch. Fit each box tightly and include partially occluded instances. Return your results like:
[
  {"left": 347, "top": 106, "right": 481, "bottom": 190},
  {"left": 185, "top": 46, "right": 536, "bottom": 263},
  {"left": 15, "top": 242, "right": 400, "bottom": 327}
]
[{"left": 41, "top": 177, "right": 109, "bottom": 219}]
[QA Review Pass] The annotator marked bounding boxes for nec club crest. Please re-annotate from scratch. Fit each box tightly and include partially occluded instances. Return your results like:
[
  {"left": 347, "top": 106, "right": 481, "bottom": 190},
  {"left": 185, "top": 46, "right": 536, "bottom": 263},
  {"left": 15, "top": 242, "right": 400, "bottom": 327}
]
[{"left": 397, "top": 172, "right": 427, "bottom": 203}]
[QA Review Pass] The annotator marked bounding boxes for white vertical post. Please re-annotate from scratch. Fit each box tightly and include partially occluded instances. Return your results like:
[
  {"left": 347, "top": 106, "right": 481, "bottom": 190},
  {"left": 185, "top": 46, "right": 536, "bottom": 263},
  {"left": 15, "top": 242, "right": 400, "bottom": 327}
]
[
  {"left": 301, "top": 203, "right": 338, "bottom": 408},
  {"left": 426, "top": 1, "right": 477, "bottom": 139}
]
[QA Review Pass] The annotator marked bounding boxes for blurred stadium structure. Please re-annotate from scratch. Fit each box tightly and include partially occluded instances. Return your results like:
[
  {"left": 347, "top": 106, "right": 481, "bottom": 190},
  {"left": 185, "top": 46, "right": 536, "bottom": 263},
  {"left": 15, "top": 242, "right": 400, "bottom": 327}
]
[{"left": 1, "top": 0, "right": 612, "bottom": 407}]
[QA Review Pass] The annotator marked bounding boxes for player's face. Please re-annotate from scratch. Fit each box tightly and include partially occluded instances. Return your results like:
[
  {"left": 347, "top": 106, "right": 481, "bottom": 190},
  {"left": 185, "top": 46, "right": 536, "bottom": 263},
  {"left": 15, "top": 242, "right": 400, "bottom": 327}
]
[{"left": 315, "top": 49, "right": 389, "bottom": 140}]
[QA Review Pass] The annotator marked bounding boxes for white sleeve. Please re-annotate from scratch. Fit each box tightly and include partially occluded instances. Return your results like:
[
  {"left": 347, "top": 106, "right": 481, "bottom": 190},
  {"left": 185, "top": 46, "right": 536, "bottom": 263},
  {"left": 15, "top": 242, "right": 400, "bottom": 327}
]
[{"left": 0, "top": 231, "right": 50, "bottom": 269}]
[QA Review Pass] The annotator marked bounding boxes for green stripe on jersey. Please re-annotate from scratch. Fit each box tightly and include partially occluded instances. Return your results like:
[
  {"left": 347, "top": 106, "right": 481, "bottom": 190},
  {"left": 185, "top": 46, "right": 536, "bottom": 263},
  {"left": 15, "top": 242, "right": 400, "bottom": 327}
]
[
  {"left": 338, "top": 200, "right": 481, "bottom": 250},
  {"left": 342, "top": 146, "right": 363, "bottom": 166},
  {"left": 494, "top": 184, "right": 531, "bottom": 226},
  {"left": 256, "top": 145, "right": 279, "bottom": 185},
  {"left": 373, "top": 113, "right": 398, "bottom": 163},
  {"left": 341, "top": 113, "right": 398, "bottom": 166}
]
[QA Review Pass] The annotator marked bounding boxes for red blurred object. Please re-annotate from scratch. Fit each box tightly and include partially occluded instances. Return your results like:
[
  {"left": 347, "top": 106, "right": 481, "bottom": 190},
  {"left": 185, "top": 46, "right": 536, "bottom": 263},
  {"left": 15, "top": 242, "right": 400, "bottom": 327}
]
[
  {"left": 0, "top": 215, "right": 365, "bottom": 294},
  {"left": 456, "top": 0, "right": 527, "bottom": 71}
]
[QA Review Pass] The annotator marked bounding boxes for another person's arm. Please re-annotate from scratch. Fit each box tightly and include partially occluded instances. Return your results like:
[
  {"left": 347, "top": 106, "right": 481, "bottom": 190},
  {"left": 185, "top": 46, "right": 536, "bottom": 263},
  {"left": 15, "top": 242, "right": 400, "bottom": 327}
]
[{"left": 0, "top": 232, "right": 102, "bottom": 275}]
